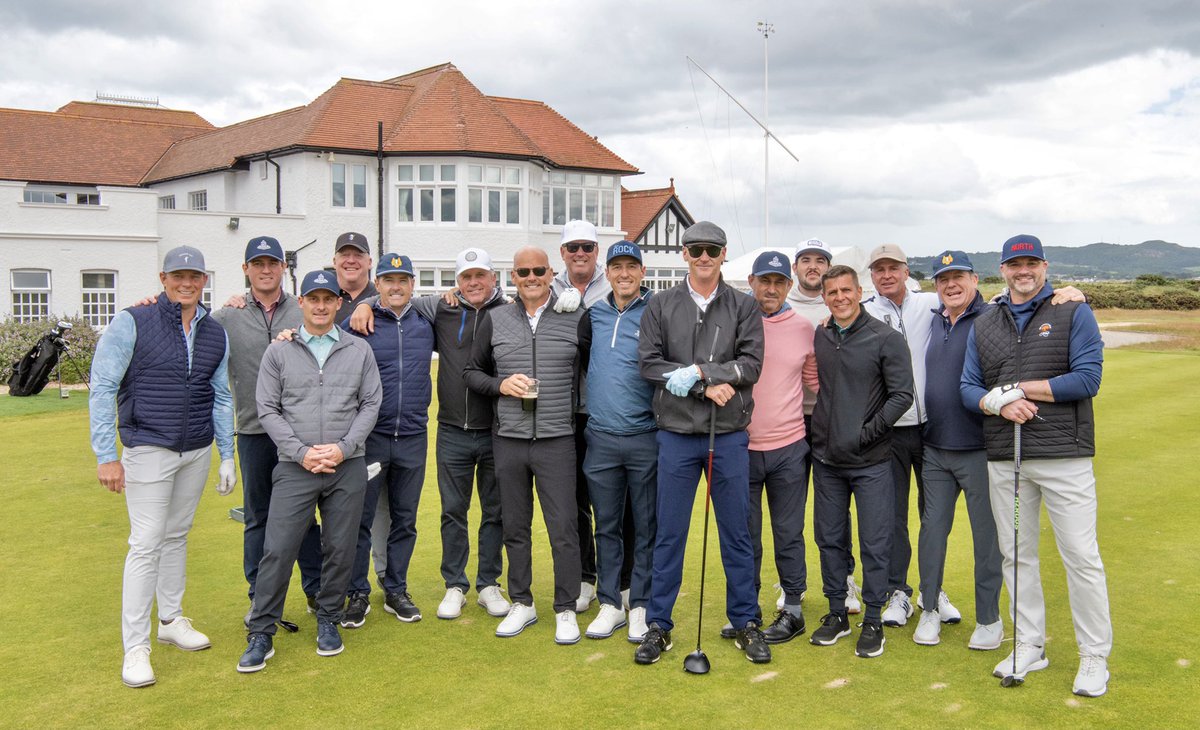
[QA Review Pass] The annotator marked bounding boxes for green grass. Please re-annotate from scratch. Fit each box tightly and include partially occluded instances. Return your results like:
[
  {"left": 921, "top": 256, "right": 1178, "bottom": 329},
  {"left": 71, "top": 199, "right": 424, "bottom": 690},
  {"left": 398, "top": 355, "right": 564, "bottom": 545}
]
[{"left": 1, "top": 348, "right": 1198, "bottom": 728}]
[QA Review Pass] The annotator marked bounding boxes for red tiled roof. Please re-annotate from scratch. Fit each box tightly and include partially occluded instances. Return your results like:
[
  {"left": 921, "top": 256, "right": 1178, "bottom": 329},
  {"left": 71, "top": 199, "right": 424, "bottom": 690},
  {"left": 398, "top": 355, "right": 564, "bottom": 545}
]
[
  {"left": 145, "top": 63, "right": 639, "bottom": 183},
  {"left": 56, "top": 101, "right": 213, "bottom": 129},
  {"left": 621, "top": 183, "right": 693, "bottom": 241},
  {"left": 0, "top": 108, "right": 210, "bottom": 187}
]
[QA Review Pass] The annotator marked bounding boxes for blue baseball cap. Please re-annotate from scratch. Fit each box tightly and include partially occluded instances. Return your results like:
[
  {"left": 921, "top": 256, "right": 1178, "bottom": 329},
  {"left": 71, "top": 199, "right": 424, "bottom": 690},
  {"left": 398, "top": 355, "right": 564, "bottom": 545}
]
[
  {"left": 751, "top": 250, "right": 793, "bottom": 280},
  {"left": 162, "top": 245, "right": 206, "bottom": 273},
  {"left": 244, "top": 236, "right": 284, "bottom": 263},
  {"left": 932, "top": 250, "right": 974, "bottom": 278},
  {"left": 376, "top": 254, "right": 415, "bottom": 277},
  {"left": 606, "top": 240, "right": 643, "bottom": 265},
  {"left": 300, "top": 270, "right": 340, "bottom": 297},
  {"left": 1001, "top": 234, "right": 1045, "bottom": 264}
]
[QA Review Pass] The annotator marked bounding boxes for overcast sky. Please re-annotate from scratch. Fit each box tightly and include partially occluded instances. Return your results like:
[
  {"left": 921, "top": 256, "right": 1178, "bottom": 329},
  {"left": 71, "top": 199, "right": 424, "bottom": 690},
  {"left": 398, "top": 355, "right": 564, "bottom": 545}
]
[{"left": 3, "top": 0, "right": 1200, "bottom": 257}]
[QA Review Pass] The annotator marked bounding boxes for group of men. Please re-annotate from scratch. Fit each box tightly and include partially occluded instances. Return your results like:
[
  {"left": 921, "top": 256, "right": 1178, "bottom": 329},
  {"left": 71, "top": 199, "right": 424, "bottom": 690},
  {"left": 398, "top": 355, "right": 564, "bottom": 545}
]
[{"left": 90, "top": 218, "right": 1112, "bottom": 697}]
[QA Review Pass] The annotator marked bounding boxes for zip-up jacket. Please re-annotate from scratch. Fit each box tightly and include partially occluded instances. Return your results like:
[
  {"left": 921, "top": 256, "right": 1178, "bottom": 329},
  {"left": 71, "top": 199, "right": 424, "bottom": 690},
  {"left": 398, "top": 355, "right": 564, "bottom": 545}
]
[
  {"left": 812, "top": 308, "right": 914, "bottom": 468},
  {"left": 578, "top": 288, "right": 655, "bottom": 436},
  {"left": 255, "top": 327, "right": 382, "bottom": 463},
  {"left": 863, "top": 290, "right": 937, "bottom": 427},
  {"left": 463, "top": 293, "right": 583, "bottom": 439},
  {"left": 213, "top": 290, "right": 302, "bottom": 435},
  {"left": 551, "top": 265, "right": 611, "bottom": 308},
  {"left": 638, "top": 278, "right": 763, "bottom": 435},
  {"left": 347, "top": 302, "right": 434, "bottom": 437},
  {"left": 922, "top": 292, "right": 986, "bottom": 451}
]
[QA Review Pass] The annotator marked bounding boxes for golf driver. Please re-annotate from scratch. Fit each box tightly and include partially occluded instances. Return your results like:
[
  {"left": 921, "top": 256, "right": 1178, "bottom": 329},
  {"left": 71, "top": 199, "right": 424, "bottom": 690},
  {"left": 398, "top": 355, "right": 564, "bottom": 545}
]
[
  {"left": 684, "top": 402, "right": 717, "bottom": 675},
  {"left": 1000, "top": 421, "right": 1023, "bottom": 688}
]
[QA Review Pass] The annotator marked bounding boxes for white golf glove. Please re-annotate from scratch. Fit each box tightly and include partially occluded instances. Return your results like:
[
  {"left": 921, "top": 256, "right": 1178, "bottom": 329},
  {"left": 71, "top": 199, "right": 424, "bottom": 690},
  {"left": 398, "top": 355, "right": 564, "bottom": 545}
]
[
  {"left": 554, "top": 288, "right": 582, "bottom": 313},
  {"left": 367, "top": 462, "right": 382, "bottom": 480},
  {"left": 665, "top": 365, "right": 702, "bottom": 397},
  {"left": 216, "top": 458, "right": 236, "bottom": 496},
  {"left": 983, "top": 383, "right": 1025, "bottom": 415}
]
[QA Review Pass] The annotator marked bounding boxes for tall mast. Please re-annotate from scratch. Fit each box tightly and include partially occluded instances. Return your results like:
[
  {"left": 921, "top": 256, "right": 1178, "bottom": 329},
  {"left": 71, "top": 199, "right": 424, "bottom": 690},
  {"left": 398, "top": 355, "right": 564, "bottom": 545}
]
[{"left": 757, "top": 21, "right": 774, "bottom": 247}]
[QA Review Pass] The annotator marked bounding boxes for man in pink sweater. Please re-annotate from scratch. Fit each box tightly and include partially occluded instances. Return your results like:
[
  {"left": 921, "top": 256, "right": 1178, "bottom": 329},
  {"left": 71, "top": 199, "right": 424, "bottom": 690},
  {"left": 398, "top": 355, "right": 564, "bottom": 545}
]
[{"left": 745, "top": 251, "right": 819, "bottom": 644}]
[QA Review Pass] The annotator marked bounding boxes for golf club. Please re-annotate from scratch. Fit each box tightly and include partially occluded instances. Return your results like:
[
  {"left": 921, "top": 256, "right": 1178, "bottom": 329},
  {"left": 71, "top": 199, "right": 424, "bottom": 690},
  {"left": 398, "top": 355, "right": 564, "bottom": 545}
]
[
  {"left": 1000, "top": 421, "right": 1023, "bottom": 688},
  {"left": 684, "top": 402, "right": 717, "bottom": 675}
]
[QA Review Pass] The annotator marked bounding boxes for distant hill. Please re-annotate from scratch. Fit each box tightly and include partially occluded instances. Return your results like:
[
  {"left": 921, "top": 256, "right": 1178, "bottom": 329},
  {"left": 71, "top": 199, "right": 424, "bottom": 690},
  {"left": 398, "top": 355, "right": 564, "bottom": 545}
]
[{"left": 909, "top": 241, "right": 1200, "bottom": 280}]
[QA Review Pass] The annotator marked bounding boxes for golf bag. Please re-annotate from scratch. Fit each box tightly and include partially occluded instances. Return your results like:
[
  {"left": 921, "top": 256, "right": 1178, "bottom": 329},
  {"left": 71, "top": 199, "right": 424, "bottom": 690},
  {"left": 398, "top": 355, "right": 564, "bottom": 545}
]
[{"left": 7, "top": 321, "right": 75, "bottom": 397}]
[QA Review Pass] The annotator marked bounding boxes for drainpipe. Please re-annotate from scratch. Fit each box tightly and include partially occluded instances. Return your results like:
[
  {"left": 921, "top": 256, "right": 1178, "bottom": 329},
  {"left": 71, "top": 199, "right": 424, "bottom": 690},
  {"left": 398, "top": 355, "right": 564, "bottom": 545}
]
[
  {"left": 377, "top": 121, "right": 384, "bottom": 259},
  {"left": 265, "top": 153, "right": 281, "bottom": 214}
]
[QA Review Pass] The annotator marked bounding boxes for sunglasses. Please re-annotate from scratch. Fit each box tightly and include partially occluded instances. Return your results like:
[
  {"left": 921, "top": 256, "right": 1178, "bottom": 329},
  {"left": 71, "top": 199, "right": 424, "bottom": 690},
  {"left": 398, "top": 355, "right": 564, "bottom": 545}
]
[
  {"left": 686, "top": 244, "right": 725, "bottom": 259},
  {"left": 514, "top": 266, "right": 549, "bottom": 278},
  {"left": 563, "top": 242, "right": 597, "bottom": 254}
]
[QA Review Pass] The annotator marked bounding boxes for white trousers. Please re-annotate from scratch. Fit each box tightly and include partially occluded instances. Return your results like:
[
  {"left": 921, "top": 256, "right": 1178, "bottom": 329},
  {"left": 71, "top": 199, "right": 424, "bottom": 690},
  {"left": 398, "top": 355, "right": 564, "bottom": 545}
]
[
  {"left": 121, "top": 445, "right": 211, "bottom": 651},
  {"left": 988, "top": 457, "right": 1112, "bottom": 658}
]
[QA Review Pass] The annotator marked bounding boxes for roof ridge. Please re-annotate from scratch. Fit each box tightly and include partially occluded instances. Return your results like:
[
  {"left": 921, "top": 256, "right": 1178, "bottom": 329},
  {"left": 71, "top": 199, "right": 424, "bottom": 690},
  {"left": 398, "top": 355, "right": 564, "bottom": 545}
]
[
  {"left": 380, "top": 62, "right": 456, "bottom": 85},
  {"left": 0, "top": 107, "right": 212, "bottom": 131}
]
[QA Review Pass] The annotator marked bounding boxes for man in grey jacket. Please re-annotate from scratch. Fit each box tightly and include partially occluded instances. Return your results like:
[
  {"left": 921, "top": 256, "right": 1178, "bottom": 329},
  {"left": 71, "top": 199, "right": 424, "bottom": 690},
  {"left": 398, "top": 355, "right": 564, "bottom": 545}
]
[{"left": 238, "top": 270, "right": 382, "bottom": 673}]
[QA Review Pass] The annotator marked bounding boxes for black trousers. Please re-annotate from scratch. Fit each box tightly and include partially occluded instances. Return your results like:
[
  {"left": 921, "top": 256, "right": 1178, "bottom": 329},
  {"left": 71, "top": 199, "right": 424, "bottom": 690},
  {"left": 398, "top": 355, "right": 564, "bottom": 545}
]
[{"left": 888, "top": 425, "right": 926, "bottom": 595}]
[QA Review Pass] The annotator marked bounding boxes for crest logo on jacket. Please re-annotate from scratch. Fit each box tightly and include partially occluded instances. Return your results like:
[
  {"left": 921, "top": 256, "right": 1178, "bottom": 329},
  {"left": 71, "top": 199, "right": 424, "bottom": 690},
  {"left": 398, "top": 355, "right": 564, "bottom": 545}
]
[{"left": 1038, "top": 322, "right": 1052, "bottom": 337}]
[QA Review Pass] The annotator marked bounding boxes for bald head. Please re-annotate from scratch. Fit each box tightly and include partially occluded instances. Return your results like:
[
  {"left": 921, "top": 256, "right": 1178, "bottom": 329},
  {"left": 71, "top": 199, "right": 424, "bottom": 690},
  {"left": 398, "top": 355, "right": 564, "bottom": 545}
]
[{"left": 511, "top": 246, "right": 553, "bottom": 311}]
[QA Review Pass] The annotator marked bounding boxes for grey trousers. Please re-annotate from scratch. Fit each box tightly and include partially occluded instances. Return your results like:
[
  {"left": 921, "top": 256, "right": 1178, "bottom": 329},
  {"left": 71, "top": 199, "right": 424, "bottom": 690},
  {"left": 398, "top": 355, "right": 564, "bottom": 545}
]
[
  {"left": 748, "top": 438, "right": 809, "bottom": 605},
  {"left": 248, "top": 457, "right": 368, "bottom": 635},
  {"left": 917, "top": 446, "right": 1002, "bottom": 624}
]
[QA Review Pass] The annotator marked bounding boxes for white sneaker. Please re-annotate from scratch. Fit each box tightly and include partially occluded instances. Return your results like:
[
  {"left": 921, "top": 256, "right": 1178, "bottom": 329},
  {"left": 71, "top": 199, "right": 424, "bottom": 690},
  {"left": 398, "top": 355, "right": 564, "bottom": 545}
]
[
  {"left": 1073, "top": 655, "right": 1109, "bottom": 697},
  {"left": 913, "top": 610, "right": 942, "bottom": 645},
  {"left": 437, "top": 587, "right": 466, "bottom": 620},
  {"left": 157, "top": 616, "right": 211, "bottom": 651},
  {"left": 915, "top": 590, "right": 962, "bottom": 624},
  {"left": 627, "top": 606, "right": 648, "bottom": 643},
  {"left": 495, "top": 603, "right": 538, "bottom": 637},
  {"left": 477, "top": 585, "right": 511, "bottom": 617},
  {"left": 881, "top": 590, "right": 913, "bottom": 627},
  {"left": 621, "top": 588, "right": 630, "bottom": 611},
  {"left": 122, "top": 646, "right": 155, "bottom": 688},
  {"left": 555, "top": 610, "right": 581, "bottom": 645},
  {"left": 968, "top": 620, "right": 1004, "bottom": 650},
  {"left": 992, "top": 641, "right": 1049, "bottom": 679},
  {"left": 845, "top": 575, "right": 862, "bottom": 614},
  {"left": 585, "top": 604, "right": 627, "bottom": 639},
  {"left": 575, "top": 582, "right": 597, "bottom": 613}
]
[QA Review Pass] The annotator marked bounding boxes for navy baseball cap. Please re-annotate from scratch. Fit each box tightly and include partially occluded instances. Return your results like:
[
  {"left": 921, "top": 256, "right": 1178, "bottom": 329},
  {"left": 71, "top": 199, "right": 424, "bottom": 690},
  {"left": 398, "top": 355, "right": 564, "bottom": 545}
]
[
  {"left": 932, "top": 250, "right": 974, "bottom": 278},
  {"left": 606, "top": 240, "right": 643, "bottom": 265},
  {"left": 244, "top": 236, "right": 284, "bottom": 263},
  {"left": 376, "top": 254, "right": 415, "bottom": 277},
  {"left": 162, "top": 245, "right": 206, "bottom": 273},
  {"left": 336, "top": 231, "right": 370, "bottom": 253},
  {"left": 1001, "top": 234, "right": 1045, "bottom": 264},
  {"left": 751, "top": 250, "right": 793, "bottom": 280},
  {"left": 300, "top": 270, "right": 340, "bottom": 297}
]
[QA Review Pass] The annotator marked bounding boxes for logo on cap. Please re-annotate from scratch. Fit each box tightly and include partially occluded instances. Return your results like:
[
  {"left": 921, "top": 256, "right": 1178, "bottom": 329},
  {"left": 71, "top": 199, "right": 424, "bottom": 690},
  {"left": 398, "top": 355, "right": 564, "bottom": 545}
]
[
  {"left": 465, "top": 251, "right": 478, "bottom": 262},
  {"left": 257, "top": 240, "right": 271, "bottom": 250},
  {"left": 390, "top": 257, "right": 401, "bottom": 268},
  {"left": 1012, "top": 242, "right": 1035, "bottom": 253},
  {"left": 347, "top": 233, "right": 355, "bottom": 241},
  {"left": 769, "top": 255, "right": 782, "bottom": 267},
  {"left": 942, "top": 253, "right": 954, "bottom": 265},
  {"left": 180, "top": 253, "right": 192, "bottom": 263},
  {"left": 315, "top": 273, "right": 329, "bottom": 284}
]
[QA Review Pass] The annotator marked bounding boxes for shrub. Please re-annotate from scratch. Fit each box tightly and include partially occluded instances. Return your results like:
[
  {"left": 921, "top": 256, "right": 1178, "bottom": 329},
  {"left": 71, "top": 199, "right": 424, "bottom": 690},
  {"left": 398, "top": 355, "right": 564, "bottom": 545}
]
[{"left": 1, "top": 315, "right": 99, "bottom": 386}]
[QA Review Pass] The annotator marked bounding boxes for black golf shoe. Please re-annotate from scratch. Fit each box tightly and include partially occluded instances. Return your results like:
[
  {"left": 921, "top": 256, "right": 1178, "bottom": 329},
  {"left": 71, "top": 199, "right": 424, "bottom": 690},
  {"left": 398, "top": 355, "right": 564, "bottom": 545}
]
[
  {"left": 634, "top": 624, "right": 672, "bottom": 665},
  {"left": 385, "top": 592, "right": 422, "bottom": 622},
  {"left": 810, "top": 611, "right": 851, "bottom": 646},
  {"left": 763, "top": 610, "right": 806, "bottom": 644},
  {"left": 720, "top": 608, "right": 762, "bottom": 639},
  {"left": 341, "top": 592, "right": 370, "bottom": 628},
  {"left": 735, "top": 624, "right": 772, "bottom": 664},
  {"left": 855, "top": 621, "right": 885, "bottom": 658}
]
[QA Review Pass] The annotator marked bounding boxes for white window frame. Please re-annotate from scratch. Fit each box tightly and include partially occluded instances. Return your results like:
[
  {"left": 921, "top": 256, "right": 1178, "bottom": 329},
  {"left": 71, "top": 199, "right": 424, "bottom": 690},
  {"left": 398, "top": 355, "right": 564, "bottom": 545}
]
[
  {"left": 202, "top": 271, "right": 214, "bottom": 311},
  {"left": 396, "top": 162, "right": 456, "bottom": 224},
  {"left": 81, "top": 271, "right": 118, "bottom": 328},
  {"left": 543, "top": 171, "right": 615, "bottom": 228},
  {"left": 158, "top": 195, "right": 176, "bottom": 210},
  {"left": 11, "top": 269, "right": 51, "bottom": 322},
  {"left": 331, "top": 162, "right": 368, "bottom": 209},
  {"left": 22, "top": 187, "right": 102, "bottom": 206},
  {"left": 468, "top": 164, "right": 522, "bottom": 226},
  {"left": 188, "top": 190, "right": 207, "bottom": 211}
]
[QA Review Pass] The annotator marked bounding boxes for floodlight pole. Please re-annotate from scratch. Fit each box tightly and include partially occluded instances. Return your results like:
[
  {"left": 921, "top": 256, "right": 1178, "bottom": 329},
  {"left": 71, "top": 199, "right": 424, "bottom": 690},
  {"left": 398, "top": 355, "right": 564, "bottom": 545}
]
[{"left": 758, "top": 21, "right": 774, "bottom": 247}]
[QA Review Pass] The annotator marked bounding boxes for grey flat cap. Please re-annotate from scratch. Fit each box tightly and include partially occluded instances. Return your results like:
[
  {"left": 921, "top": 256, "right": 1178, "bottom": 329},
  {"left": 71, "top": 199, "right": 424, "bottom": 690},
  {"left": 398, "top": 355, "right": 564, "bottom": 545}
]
[{"left": 681, "top": 221, "right": 727, "bottom": 247}]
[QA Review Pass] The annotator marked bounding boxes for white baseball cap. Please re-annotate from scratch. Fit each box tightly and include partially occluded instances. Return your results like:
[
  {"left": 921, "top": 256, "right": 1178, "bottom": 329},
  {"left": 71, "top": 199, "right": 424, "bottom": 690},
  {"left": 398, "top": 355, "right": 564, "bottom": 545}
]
[
  {"left": 455, "top": 248, "right": 494, "bottom": 277},
  {"left": 560, "top": 219, "right": 598, "bottom": 245},
  {"left": 794, "top": 238, "right": 833, "bottom": 262}
]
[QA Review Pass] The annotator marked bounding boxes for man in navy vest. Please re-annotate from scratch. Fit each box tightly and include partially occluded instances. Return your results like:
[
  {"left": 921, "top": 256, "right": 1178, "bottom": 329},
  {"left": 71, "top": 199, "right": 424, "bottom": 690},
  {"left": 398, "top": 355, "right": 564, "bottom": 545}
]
[
  {"left": 90, "top": 245, "right": 235, "bottom": 689},
  {"left": 342, "top": 254, "right": 434, "bottom": 628},
  {"left": 961, "top": 235, "right": 1111, "bottom": 697}
]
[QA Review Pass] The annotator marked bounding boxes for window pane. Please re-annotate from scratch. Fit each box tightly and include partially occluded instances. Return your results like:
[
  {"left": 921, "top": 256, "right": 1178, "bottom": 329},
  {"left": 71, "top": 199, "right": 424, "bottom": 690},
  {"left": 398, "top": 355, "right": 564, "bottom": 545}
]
[
  {"left": 440, "top": 270, "right": 455, "bottom": 288},
  {"left": 469, "top": 189, "right": 483, "bottom": 223},
  {"left": 585, "top": 190, "right": 598, "bottom": 225},
  {"left": 601, "top": 190, "right": 615, "bottom": 227},
  {"left": 158, "top": 195, "right": 175, "bottom": 209},
  {"left": 419, "top": 164, "right": 435, "bottom": 182},
  {"left": 12, "top": 270, "right": 50, "bottom": 289},
  {"left": 584, "top": 174, "right": 599, "bottom": 187},
  {"left": 398, "top": 189, "right": 413, "bottom": 222},
  {"left": 542, "top": 189, "right": 550, "bottom": 224},
  {"left": 568, "top": 173, "right": 583, "bottom": 185},
  {"left": 552, "top": 188, "right": 566, "bottom": 225},
  {"left": 486, "top": 166, "right": 501, "bottom": 184},
  {"left": 189, "top": 191, "right": 207, "bottom": 211},
  {"left": 419, "top": 270, "right": 434, "bottom": 286},
  {"left": 506, "top": 167, "right": 520, "bottom": 185},
  {"left": 398, "top": 165, "right": 413, "bottom": 182},
  {"left": 82, "top": 272, "right": 115, "bottom": 288},
  {"left": 600, "top": 176, "right": 613, "bottom": 187},
  {"left": 488, "top": 190, "right": 501, "bottom": 223},
  {"left": 506, "top": 190, "right": 520, "bottom": 224},
  {"left": 420, "top": 189, "right": 434, "bottom": 221},
  {"left": 331, "top": 164, "right": 345, "bottom": 207},
  {"left": 353, "top": 165, "right": 367, "bottom": 207},
  {"left": 440, "top": 165, "right": 456, "bottom": 182},
  {"left": 550, "top": 172, "right": 567, "bottom": 184},
  {"left": 569, "top": 189, "right": 583, "bottom": 221},
  {"left": 440, "top": 188, "right": 456, "bottom": 222},
  {"left": 468, "top": 165, "right": 483, "bottom": 183}
]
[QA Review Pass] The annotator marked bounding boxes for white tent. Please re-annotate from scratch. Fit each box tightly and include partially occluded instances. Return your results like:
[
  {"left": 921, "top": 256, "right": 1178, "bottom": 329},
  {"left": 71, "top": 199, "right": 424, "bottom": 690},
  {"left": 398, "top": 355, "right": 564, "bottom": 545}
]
[{"left": 723, "top": 245, "right": 875, "bottom": 295}]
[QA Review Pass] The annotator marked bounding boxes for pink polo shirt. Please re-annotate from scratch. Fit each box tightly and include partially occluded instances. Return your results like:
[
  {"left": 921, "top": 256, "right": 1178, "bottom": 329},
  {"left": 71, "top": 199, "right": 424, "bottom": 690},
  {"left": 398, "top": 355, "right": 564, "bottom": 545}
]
[{"left": 747, "top": 307, "right": 819, "bottom": 451}]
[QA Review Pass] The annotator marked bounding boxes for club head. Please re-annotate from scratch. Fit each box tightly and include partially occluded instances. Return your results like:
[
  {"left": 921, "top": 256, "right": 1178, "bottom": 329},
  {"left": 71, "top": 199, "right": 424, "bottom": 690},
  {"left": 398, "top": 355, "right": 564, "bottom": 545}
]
[
  {"left": 999, "top": 674, "right": 1024, "bottom": 688},
  {"left": 683, "top": 650, "right": 710, "bottom": 675}
]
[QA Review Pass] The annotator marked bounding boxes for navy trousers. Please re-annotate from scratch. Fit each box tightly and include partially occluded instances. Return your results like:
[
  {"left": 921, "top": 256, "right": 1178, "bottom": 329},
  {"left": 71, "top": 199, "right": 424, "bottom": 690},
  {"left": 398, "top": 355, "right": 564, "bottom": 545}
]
[
  {"left": 349, "top": 431, "right": 427, "bottom": 596},
  {"left": 748, "top": 438, "right": 809, "bottom": 604}
]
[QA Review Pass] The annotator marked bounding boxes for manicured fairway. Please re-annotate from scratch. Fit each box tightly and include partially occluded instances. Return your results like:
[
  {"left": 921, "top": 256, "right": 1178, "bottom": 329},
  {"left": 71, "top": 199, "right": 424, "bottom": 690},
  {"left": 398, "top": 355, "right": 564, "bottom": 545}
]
[{"left": 1, "top": 347, "right": 1197, "bottom": 728}]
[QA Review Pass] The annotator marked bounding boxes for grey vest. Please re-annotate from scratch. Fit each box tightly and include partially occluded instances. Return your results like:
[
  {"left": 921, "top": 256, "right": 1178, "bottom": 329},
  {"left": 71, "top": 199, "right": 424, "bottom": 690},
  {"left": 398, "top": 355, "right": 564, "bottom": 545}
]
[{"left": 488, "top": 301, "right": 581, "bottom": 439}]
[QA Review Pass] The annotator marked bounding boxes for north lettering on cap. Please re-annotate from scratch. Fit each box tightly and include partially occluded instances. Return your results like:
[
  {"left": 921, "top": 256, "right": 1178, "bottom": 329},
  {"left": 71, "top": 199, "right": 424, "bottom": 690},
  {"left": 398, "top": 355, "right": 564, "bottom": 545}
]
[{"left": 1013, "top": 243, "right": 1034, "bottom": 252}]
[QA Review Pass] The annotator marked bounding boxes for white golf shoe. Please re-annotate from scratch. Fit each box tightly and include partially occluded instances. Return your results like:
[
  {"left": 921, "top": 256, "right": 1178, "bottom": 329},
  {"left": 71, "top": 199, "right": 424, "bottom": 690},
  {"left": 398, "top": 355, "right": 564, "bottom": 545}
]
[
  {"left": 477, "top": 585, "right": 511, "bottom": 617},
  {"left": 968, "top": 620, "right": 1004, "bottom": 650},
  {"left": 436, "top": 587, "right": 466, "bottom": 620},
  {"left": 917, "top": 590, "right": 962, "bottom": 624},
  {"left": 555, "top": 610, "right": 581, "bottom": 645},
  {"left": 992, "top": 641, "right": 1049, "bottom": 679},
  {"left": 495, "top": 603, "right": 537, "bottom": 637},
  {"left": 585, "top": 604, "right": 626, "bottom": 639},
  {"left": 122, "top": 645, "right": 155, "bottom": 688},
  {"left": 881, "top": 590, "right": 913, "bottom": 627},
  {"left": 845, "top": 575, "right": 862, "bottom": 614},
  {"left": 575, "top": 582, "right": 597, "bottom": 613},
  {"left": 157, "top": 616, "right": 211, "bottom": 651},
  {"left": 1073, "top": 655, "right": 1109, "bottom": 697},
  {"left": 913, "top": 610, "right": 942, "bottom": 646},
  {"left": 621, "top": 588, "right": 630, "bottom": 611},
  {"left": 627, "top": 606, "right": 648, "bottom": 643}
]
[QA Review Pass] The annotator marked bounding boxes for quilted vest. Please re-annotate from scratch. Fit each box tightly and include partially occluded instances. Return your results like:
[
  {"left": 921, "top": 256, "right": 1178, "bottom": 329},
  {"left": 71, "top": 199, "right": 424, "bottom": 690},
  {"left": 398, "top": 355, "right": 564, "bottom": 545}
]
[
  {"left": 360, "top": 303, "right": 434, "bottom": 436},
  {"left": 488, "top": 300, "right": 581, "bottom": 439}
]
